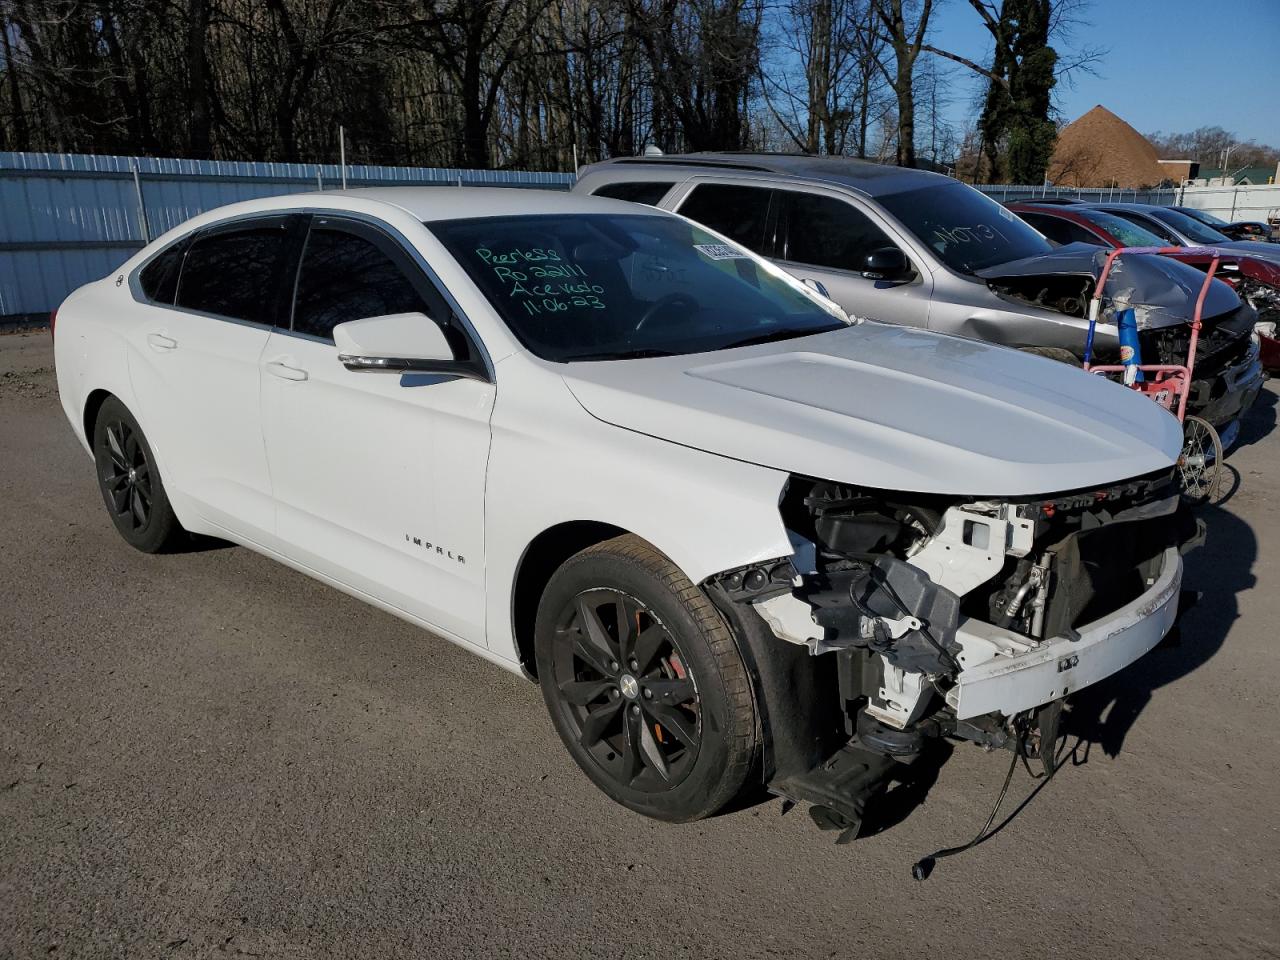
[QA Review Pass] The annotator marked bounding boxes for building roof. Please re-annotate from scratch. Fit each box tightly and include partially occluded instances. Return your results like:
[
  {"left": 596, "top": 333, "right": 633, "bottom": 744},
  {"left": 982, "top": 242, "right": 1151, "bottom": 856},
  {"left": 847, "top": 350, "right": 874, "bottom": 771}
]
[{"left": 1047, "top": 106, "right": 1168, "bottom": 189}]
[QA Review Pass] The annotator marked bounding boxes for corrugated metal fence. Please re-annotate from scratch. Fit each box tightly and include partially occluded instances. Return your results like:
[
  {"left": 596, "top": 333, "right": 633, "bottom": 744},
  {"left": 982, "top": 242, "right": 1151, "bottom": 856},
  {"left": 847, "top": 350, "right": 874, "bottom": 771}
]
[{"left": 0, "top": 151, "right": 574, "bottom": 319}]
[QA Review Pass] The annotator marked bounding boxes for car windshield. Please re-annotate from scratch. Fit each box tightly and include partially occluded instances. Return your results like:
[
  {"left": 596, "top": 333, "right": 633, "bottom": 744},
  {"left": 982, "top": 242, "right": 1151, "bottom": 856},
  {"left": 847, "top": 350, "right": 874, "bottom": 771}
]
[
  {"left": 428, "top": 213, "right": 846, "bottom": 362},
  {"left": 1078, "top": 209, "right": 1167, "bottom": 248},
  {"left": 1148, "top": 207, "right": 1231, "bottom": 244},
  {"left": 1179, "top": 207, "right": 1229, "bottom": 228},
  {"left": 877, "top": 181, "right": 1053, "bottom": 274}
]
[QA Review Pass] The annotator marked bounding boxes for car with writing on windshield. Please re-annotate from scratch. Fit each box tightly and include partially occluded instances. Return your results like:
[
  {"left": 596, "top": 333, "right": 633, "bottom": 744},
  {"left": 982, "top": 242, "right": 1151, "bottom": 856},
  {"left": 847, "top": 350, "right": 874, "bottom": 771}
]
[
  {"left": 572, "top": 153, "right": 1262, "bottom": 435},
  {"left": 54, "top": 187, "right": 1201, "bottom": 840}
]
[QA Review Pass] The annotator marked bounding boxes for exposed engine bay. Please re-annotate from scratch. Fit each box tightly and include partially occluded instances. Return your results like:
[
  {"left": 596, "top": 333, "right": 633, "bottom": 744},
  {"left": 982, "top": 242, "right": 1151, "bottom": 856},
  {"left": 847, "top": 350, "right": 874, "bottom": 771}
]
[{"left": 704, "top": 470, "right": 1202, "bottom": 839}]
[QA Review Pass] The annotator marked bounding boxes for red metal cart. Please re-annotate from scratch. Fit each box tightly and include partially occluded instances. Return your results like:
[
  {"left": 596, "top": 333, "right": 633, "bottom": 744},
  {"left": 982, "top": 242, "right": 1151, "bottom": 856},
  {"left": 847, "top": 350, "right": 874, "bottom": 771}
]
[{"left": 1082, "top": 245, "right": 1225, "bottom": 502}]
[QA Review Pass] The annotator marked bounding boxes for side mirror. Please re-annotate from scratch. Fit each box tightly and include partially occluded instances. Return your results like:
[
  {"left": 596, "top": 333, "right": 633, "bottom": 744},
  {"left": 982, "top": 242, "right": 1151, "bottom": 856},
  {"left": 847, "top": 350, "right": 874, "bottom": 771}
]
[
  {"left": 334, "top": 312, "right": 477, "bottom": 377},
  {"left": 860, "top": 246, "right": 912, "bottom": 281}
]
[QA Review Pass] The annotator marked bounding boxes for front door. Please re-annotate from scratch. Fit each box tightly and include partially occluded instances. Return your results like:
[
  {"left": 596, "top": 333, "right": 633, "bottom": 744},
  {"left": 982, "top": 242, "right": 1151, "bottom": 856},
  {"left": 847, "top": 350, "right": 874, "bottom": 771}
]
[
  {"left": 771, "top": 188, "right": 933, "bottom": 328},
  {"left": 259, "top": 216, "right": 494, "bottom": 644}
]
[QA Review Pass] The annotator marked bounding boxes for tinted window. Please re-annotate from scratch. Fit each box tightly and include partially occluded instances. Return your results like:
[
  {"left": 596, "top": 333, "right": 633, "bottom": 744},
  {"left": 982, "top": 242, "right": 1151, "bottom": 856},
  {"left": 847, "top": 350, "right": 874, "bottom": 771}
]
[
  {"left": 593, "top": 181, "right": 675, "bottom": 206},
  {"left": 877, "top": 181, "right": 1052, "bottom": 274},
  {"left": 293, "top": 227, "right": 431, "bottom": 340},
  {"left": 1107, "top": 210, "right": 1179, "bottom": 244},
  {"left": 138, "top": 242, "right": 185, "bottom": 304},
  {"left": 779, "top": 192, "right": 896, "bottom": 270},
  {"left": 677, "top": 184, "right": 774, "bottom": 253},
  {"left": 176, "top": 224, "right": 290, "bottom": 324},
  {"left": 1146, "top": 207, "right": 1231, "bottom": 244},
  {"left": 428, "top": 213, "right": 843, "bottom": 362},
  {"left": 1020, "top": 212, "right": 1104, "bottom": 246},
  {"left": 1076, "top": 210, "right": 1167, "bottom": 247}
]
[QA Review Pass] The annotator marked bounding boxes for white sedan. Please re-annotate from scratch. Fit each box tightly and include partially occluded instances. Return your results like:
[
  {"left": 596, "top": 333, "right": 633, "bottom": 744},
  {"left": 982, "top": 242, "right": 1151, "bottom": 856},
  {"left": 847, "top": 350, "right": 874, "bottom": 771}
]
[{"left": 54, "top": 187, "right": 1197, "bottom": 835}]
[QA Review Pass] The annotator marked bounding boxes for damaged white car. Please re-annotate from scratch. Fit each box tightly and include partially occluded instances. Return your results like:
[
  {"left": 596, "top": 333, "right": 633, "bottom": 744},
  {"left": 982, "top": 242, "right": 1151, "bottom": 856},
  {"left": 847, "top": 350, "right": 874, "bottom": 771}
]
[{"left": 54, "top": 188, "right": 1201, "bottom": 837}]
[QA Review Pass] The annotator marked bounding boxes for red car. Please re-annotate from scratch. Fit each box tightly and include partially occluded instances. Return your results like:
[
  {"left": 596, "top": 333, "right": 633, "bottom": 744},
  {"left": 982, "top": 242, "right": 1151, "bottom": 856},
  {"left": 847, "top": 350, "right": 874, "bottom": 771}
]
[{"left": 1009, "top": 201, "right": 1280, "bottom": 372}]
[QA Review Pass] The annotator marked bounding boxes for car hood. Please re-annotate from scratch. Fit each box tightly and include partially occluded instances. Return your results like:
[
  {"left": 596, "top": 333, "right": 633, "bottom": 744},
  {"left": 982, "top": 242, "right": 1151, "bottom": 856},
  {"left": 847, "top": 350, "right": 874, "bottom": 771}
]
[
  {"left": 1220, "top": 240, "right": 1280, "bottom": 265},
  {"left": 976, "top": 242, "right": 1240, "bottom": 329},
  {"left": 560, "top": 323, "right": 1182, "bottom": 496}
]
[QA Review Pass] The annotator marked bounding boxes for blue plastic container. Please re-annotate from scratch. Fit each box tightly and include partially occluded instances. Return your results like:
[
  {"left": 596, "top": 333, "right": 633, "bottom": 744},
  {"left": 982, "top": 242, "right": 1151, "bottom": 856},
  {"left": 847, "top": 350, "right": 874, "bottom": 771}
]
[{"left": 1116, "top": 307, "right": 1144, "bottom": 384}]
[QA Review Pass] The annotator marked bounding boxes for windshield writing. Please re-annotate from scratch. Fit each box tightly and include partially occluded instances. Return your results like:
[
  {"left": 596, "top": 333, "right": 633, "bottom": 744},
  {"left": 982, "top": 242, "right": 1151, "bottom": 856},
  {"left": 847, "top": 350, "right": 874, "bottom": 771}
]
[
  {"left": 430, "top": 213, "right": 845, "bottom": 362},
  {"left": 878, "top": 182, "right": 1052, "bottom": 274}
]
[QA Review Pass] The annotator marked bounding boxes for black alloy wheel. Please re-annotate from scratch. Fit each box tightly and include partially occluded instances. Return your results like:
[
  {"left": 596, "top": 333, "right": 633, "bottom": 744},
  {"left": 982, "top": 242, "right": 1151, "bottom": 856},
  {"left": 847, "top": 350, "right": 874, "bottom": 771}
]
[
  {"left": 99, "top": 417, "right": 152, "bottom": 532},
  {"left": 92, "top": 397, "right": 182, "bottom": 552},
  {"left": 551, "top": 588, "right": 702, "bottom": 792},
  {"left": 534, "top": 535, "right": 757, "bottom": 822}
]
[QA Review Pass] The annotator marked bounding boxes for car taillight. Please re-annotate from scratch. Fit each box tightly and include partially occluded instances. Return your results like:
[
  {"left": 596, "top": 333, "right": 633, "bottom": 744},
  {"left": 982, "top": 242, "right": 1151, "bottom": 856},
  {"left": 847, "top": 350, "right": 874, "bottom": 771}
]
[{"left": 49, "top": 308, "right": 58, "bottom": 341}]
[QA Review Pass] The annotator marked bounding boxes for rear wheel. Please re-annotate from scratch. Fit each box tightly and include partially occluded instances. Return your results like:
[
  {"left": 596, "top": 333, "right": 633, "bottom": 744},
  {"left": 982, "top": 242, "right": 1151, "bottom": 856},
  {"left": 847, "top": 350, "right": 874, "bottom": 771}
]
[
  {"left": 92, "top": 397, "right": 183, "bottom": 552},
  {"left": 534, "top": 535, "right": 757, "bottom": 822}
]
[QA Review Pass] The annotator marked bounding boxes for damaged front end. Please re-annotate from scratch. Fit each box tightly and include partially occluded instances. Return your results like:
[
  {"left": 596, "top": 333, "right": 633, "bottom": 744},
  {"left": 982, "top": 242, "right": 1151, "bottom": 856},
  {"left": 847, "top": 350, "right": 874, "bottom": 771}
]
[{"left": 704, "top": 471, "right": 1203, "bottom": 838}]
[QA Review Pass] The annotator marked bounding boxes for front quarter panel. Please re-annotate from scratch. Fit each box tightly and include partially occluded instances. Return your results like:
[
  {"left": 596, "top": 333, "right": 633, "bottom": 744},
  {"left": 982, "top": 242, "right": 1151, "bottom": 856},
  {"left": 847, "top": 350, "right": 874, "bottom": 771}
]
[{"left": 483, "top": 354, "right": 792, "bottom": 664}]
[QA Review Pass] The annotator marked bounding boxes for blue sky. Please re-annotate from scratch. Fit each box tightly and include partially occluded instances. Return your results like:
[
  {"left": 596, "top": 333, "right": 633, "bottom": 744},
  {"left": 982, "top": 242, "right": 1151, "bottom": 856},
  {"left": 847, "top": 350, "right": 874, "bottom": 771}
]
[{"left": 927, "top": 0, "right": 1280, "bottom": 146}]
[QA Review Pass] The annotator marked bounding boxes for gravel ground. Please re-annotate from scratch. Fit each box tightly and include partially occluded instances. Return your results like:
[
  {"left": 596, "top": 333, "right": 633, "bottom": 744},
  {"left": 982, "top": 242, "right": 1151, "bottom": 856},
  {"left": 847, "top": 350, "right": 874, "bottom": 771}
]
[{"left": 2, "top": 330, "right": 1278, "bottom": 959}]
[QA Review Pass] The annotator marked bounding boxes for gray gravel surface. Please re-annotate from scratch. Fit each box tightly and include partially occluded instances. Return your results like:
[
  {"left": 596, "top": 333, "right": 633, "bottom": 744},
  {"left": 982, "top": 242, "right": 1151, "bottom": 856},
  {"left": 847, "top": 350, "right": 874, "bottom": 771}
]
[{"left": 2, "top": 331, "right": 1278, "bottom": 959}]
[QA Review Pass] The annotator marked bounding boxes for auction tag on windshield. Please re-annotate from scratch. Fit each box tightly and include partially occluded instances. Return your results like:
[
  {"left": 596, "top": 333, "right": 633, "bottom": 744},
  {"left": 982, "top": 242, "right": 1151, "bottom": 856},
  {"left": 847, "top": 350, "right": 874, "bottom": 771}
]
[{"left": 694, "top": 243, "right": 750, "bottom": 260}]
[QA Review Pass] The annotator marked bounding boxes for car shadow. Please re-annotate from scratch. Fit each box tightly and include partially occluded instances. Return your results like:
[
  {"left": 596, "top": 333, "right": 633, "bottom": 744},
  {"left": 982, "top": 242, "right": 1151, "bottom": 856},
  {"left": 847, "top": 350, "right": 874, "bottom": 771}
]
[
  {"left": 1230, "top": 383, "right": 1276, "bottom": 452},
  {"left": 1062, "top": 502, "right": 1257, "bottom": 759},
  {"left": 858, "top": 739, "right": 955, "bottom": 837}
]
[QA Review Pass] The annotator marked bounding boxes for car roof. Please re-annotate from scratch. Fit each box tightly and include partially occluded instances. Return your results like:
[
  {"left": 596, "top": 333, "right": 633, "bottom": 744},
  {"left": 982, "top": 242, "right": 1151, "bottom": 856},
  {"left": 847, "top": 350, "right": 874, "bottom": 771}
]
[
  {"left": 313, "top": 186, "right": 647, "bottom": 221},
  {"left": 580, "top": 152, "right": 954, "bottom": 198}
]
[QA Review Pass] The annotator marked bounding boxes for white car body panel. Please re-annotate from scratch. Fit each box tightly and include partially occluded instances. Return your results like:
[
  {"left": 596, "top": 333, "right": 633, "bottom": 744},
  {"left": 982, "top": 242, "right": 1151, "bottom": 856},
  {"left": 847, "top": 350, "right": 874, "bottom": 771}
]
[
  {"left": 563, "top": 321, "right": 1182, "bottom": 496},
  {"left": 52, "top": 186, "right": 1182, "bottom": 707}
]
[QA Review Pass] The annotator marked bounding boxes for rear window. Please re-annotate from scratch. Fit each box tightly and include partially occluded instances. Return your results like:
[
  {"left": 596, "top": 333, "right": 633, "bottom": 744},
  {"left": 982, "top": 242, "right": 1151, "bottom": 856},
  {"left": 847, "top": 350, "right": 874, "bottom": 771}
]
[
  {"left": 592, "top": 181, "right": 675, "bottom": 206},
  {"left": 176, "top": 223, "right": 291, "bottom": 325},
  {"left": 138, "top": 242, "right": 185, "bottom": 304}
]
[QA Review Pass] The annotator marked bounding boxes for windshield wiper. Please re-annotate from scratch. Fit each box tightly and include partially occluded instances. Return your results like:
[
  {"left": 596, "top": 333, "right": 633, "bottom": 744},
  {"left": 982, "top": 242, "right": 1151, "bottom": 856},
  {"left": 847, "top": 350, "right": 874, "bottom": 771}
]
[
  {"left": 559, "top": 348, "right": 678, "bottom": 362},
  {"left": 719, "top": 327, "right": 835, "bottom": 350}
]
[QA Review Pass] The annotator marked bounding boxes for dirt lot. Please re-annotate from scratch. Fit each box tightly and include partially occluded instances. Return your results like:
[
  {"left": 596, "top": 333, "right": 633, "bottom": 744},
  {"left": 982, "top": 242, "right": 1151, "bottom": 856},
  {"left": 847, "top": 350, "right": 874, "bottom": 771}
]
[{"left": 1, "top": 329, "right": 1278, "bottom": 959}]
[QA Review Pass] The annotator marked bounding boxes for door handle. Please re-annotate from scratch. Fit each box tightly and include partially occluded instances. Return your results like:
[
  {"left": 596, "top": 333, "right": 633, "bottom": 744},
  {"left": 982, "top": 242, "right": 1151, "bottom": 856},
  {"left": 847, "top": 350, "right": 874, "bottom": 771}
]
[
  {"left": 146, "top": 333, "right": 177, "bottom": 351},
  {"left": 265, "top": 360, "right": 308, "bottom": 382}
]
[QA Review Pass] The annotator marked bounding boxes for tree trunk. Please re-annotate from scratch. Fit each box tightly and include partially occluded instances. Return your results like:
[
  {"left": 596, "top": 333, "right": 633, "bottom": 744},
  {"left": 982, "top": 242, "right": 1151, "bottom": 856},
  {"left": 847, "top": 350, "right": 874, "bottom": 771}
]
[{"left": 187, "top": 0, "right": 211, "bottom": 158}]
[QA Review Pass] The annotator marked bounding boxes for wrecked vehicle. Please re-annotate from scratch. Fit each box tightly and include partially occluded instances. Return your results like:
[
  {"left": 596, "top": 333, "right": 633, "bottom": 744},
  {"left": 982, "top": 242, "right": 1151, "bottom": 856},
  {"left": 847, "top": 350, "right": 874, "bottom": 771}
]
[
  {"left": 573, "top": 153, "right": 1263, "bottom": 437},
  {"left": 55, "top": 187, "right": 1200, "bottom": 840},
  {"left": 1012, "top": 200, "right": 1280, "bottom": 377}
]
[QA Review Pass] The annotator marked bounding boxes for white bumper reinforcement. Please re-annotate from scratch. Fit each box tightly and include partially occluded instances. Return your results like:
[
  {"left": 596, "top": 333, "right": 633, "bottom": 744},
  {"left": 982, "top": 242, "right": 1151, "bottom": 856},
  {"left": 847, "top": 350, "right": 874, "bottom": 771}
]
[{"left": 946, "top": 546, "right": 1183, "bottom": 720}]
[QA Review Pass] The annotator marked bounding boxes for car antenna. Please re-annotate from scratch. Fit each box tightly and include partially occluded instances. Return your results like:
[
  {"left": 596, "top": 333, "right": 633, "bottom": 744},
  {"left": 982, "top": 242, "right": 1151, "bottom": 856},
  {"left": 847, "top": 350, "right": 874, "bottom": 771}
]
[{"left": 911, "top": 713, "right": 1065, "bottom": 881}]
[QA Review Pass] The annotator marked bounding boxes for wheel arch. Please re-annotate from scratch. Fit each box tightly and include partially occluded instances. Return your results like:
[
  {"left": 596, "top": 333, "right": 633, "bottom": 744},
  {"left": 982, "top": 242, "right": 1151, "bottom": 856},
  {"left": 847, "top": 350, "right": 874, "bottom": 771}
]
[
  {"left": 83, "top": 388, "right": 114, "bottom": 443},
  {"left": 510, "top": 520, "right": 631, "bottom": 679}
]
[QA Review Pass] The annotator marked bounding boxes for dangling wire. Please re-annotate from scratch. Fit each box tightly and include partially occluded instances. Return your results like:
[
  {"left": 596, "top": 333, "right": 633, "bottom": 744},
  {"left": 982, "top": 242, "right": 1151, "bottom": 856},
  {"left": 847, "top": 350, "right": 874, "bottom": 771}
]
[{"left": 911, "top": 713, "right": 1062, "bottom": 880}]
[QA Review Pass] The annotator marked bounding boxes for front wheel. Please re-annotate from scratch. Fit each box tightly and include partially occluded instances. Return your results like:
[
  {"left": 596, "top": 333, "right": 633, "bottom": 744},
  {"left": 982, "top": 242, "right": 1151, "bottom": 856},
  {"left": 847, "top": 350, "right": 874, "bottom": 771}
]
[
  {"left": 1178, "top": 414, "right": 1224, "bottom": 504},
  {"left": 534, "top": 535, "right": 757, "bottom": 822}
]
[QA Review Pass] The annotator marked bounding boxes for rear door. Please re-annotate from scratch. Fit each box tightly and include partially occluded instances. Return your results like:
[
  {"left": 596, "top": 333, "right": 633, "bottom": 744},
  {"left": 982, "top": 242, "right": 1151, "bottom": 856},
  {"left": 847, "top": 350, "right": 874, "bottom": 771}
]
[
  {"left": 259, "top": 215, "right": 494, "bottom": 643},
  {"left": 128, "top": 215, "right": 301, "bottom": 538}
]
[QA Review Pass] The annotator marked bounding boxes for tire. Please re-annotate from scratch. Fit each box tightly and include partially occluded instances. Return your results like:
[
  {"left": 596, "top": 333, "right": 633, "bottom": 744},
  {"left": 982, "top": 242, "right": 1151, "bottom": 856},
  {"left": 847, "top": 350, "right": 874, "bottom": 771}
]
[
  {"left": 1178, "top": 414, "right": 1224, "bottom": 505},
  {"left": 1017, "top": 346, "right": 1082, "bottom": 366},
  {"left": 534, "top": 534, "right": 757, "bottom": 822},
  {"left": 92, "top": 397, "right": 183, "bottom": 553}
]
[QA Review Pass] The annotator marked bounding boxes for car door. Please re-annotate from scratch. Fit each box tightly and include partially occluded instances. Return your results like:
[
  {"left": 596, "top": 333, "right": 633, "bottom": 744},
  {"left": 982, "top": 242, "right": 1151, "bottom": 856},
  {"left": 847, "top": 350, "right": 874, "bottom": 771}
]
[
  {"left": 771, "top": 188, "right": 932, "bottom": 328},
  {"left": 259, "top": 215, "right": 494, "bottom": 643},
  {"left": 127, "top": 215, "right": 301, "bottom": 538}
]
